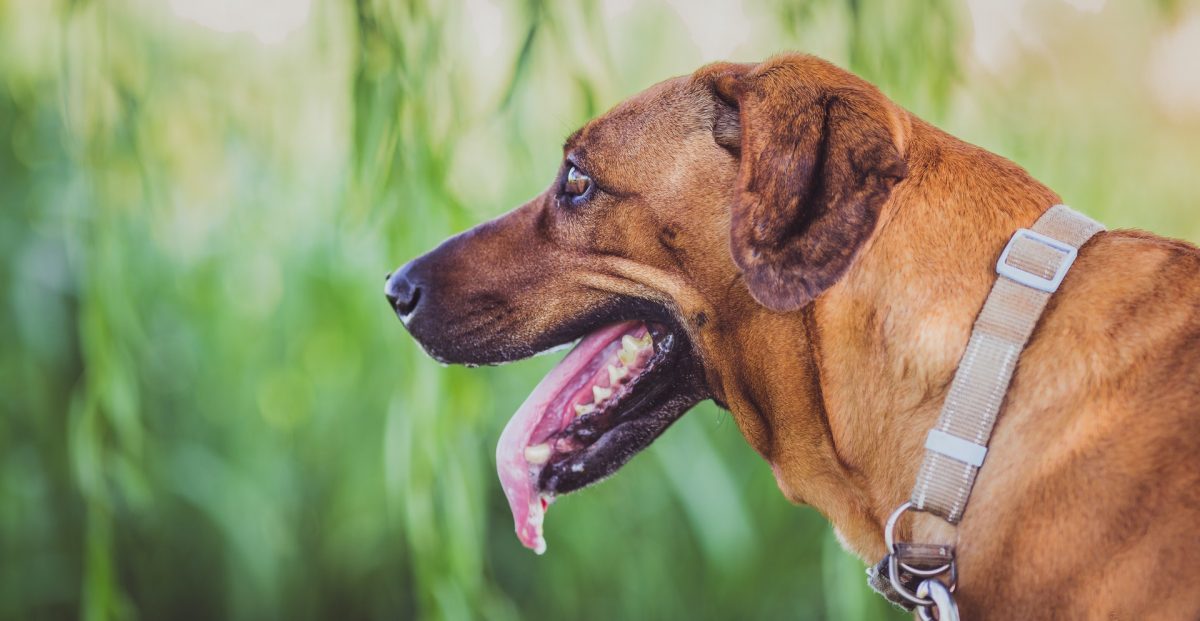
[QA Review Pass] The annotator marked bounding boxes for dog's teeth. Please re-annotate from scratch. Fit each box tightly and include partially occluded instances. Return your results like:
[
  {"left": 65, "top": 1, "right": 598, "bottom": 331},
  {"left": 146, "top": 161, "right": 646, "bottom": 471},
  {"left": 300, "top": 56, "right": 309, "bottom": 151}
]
[
  {"left": 524, "top": 443, "right": 551, "bottom": 465},
  {"left": 592, "top": 385, "right": 613, "bottom": 403},
  {"left": 622, "top": 333, "right": 653, "bottom": 359},
  {"left": 607, "top": 364, "right": 627, "bottom": 384},
  {"left": 574, "top": 403, "right": 596, "bottom": 416}
]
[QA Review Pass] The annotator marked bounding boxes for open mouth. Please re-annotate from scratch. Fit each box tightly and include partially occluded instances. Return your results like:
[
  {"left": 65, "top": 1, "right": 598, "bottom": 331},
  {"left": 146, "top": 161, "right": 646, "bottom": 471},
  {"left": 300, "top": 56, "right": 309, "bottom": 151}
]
[{"left": 495, "top": 318, "right": 706, "bottom": 554}]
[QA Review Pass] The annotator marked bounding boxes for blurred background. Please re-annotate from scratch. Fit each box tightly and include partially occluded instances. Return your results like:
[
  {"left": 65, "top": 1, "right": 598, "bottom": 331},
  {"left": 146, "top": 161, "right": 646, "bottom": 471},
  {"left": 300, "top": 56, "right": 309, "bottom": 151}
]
[{"left": 2, "top": 0, "right": 1198, "bottom": 619}]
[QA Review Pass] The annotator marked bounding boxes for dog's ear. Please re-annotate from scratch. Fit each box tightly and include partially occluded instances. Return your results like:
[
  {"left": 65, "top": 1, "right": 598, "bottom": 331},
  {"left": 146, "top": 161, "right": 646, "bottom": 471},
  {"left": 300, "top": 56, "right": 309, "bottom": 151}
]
[{"left": 701, "top": 57, "right": 907, "bottom": 312}]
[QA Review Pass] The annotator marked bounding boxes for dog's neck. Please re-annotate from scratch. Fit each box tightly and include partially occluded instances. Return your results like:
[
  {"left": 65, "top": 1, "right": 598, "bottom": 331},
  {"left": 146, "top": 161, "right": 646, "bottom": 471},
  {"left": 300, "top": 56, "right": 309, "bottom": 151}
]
[{"left": 708, "top": 119, "right": 1061, "bottom": 561}]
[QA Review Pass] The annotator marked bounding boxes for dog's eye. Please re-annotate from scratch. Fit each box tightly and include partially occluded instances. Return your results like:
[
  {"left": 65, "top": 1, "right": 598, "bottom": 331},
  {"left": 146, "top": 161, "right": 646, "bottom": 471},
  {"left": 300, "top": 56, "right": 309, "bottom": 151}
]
[{"left": 563, "top": 165, "right": 592, "bottom": 199}]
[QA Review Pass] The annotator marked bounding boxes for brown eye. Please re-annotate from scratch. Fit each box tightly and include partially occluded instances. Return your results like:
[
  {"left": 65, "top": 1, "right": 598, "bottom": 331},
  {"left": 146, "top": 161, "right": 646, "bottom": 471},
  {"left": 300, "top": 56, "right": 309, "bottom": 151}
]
[{"left": 563, "top": 165, "right": 592, "bottom": 198}]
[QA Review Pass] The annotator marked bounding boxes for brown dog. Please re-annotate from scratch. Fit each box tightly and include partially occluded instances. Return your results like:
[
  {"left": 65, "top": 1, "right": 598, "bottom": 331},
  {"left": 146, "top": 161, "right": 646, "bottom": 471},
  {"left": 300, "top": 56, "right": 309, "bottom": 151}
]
[{"left": 385, "top": 54, "right": 1200, "bottom": 618}]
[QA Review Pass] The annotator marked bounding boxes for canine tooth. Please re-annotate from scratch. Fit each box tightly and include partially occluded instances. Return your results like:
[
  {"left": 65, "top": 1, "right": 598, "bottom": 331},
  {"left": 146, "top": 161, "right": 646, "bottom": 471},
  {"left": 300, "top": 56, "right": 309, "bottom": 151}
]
[
  {"left": 607, "top": 364, "right": 627, "bottom": 384},
  {"left": 574, "top": 403, "right": 596, "bottom": 416},
  {"left": 524, "top": 443, "right": 551, "bottom": 465},
  {"left": 592, "top": 385, "right": 613, "bottom": 403}
]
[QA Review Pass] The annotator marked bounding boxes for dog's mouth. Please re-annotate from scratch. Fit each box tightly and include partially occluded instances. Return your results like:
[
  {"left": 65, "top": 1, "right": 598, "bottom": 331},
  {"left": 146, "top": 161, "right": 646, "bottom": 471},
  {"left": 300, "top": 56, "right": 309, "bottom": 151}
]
[{"left": 495, "top": 316, "right": 706, "bottom": 554}]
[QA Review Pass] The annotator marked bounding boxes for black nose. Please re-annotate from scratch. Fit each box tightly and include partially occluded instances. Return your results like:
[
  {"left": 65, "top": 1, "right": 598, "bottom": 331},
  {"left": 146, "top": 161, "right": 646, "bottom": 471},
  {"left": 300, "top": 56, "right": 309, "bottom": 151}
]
[{"left": 384, "top": 264, "right": 422, "bottom": 320}]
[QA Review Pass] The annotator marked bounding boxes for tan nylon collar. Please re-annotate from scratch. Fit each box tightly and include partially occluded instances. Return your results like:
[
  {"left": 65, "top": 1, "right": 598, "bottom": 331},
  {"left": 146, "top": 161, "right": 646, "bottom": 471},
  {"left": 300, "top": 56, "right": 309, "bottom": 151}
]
[
  {"left": 869, "top": 205, "right": 1106, "bottom": 616},
  {"left": 912, "top": 204, "right": 1106, "bottom": 521}
]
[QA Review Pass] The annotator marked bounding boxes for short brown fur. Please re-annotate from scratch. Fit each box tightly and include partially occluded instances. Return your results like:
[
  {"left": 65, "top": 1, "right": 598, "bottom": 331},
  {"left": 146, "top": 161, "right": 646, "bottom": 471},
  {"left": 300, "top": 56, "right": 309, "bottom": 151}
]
[{"left": 395, "top": 54, "right": 1200, "bottom": 619}]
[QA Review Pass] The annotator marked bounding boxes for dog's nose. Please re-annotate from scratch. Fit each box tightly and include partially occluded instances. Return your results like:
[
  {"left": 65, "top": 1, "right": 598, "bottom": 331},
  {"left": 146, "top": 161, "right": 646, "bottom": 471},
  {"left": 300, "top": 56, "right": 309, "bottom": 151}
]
[{"left": 384, "top": 264, "right": 423, "bottom": 320}]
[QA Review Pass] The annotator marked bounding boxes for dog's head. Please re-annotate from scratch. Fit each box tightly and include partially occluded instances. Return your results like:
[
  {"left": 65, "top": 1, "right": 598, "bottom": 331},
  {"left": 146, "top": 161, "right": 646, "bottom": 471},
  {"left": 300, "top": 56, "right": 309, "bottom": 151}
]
[{"left": 385, "top": 54, "right": 907, "bottom": 552}]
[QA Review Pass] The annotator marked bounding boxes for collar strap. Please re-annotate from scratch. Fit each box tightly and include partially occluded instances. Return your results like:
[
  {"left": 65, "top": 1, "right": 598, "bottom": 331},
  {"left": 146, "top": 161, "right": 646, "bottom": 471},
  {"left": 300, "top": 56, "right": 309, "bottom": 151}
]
[
  {"left": 869, "top": 205, "right": 1105, "bottom": 615},
  {"left": 911, "top": 204, "right": 1105, "bottom": 522}
]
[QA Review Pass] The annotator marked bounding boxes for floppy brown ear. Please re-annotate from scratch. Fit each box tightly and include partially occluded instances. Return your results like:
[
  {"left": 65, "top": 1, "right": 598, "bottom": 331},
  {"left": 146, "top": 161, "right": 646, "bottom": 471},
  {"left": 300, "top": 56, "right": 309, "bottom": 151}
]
[{"left": 703, "top": 57, "right": 908, "bottom": 312}]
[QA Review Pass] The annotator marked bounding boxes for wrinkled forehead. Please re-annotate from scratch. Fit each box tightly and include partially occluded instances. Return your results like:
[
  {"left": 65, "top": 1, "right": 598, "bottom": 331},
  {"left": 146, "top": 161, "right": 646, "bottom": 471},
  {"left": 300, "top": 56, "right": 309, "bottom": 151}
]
[{"left": 565, "top": 75, "right": 712, "bottom": 178}]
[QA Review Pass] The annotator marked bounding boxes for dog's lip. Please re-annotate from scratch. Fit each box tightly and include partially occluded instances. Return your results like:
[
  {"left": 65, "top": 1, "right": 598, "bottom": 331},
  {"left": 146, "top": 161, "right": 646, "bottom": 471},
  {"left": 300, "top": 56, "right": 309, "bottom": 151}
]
[{"left": 494, "top": 312, "right": 703, "bottom": 554}]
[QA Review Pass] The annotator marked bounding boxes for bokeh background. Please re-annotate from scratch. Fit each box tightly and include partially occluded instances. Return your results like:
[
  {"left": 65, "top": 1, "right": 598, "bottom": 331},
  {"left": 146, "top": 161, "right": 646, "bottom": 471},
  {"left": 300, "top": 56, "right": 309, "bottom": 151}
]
[{"left": 2, "top": 0, "right": 1199, "bottom": 619}]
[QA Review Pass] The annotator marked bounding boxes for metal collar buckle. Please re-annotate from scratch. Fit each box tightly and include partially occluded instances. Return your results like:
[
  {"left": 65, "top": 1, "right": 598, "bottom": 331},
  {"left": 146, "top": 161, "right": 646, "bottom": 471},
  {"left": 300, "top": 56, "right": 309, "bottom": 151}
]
[
  {"left": 885, "top": 502, "right": 960, "bottom": 620},
  {"left": 995, "top": 227, "right": 1078, "bottom": 293}
]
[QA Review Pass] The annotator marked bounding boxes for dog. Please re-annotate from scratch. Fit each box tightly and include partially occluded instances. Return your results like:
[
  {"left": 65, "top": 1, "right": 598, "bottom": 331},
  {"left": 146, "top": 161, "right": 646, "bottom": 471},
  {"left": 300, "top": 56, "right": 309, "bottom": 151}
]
[{"left": 385, "top": 54, "right": 1200, "bottom": 619}]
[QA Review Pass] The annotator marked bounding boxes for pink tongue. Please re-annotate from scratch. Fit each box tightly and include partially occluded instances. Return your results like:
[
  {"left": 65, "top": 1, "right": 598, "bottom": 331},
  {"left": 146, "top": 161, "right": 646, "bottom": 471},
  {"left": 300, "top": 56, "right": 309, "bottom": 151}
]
[{"left": 495, "top": 321, "right": 637, "bottom": 554}]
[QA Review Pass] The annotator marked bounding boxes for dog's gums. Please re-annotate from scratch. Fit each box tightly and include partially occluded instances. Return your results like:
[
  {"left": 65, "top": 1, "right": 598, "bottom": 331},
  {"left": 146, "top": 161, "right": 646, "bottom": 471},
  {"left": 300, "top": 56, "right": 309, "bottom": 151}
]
[{"left": 495, "top": 319, "right": 701, "bottom": 553}]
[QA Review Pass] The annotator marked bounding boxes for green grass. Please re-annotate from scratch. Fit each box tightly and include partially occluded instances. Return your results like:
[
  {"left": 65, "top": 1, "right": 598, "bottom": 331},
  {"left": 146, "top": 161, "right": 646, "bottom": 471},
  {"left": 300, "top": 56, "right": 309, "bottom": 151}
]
[{"left": 1, "top": 0, "right": 1196, "bottom": 619}]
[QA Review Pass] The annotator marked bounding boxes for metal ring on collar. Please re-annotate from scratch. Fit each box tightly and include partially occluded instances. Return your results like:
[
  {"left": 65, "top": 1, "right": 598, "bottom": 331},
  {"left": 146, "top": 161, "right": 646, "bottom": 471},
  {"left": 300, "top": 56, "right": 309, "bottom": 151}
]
[
  {"left": 884, "top": 502, "right": 956, "bottom": 607},
  {"left": 884, "top": 502, "right": 914, "bottom": 551},
  {"left": 885, "top": 503, "right": 953, "bottom": 575}
]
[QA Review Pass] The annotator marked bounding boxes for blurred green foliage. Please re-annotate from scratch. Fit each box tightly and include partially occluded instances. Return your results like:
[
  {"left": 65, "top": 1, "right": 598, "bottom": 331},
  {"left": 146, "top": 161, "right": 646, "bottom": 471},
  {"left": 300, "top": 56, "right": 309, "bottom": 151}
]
[{"left": 1, "top": 0, "right": 1197, "bottom": 619}]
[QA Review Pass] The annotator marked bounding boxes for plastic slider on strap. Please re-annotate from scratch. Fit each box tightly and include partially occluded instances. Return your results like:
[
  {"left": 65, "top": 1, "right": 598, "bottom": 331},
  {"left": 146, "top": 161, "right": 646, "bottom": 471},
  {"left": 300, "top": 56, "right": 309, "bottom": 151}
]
[
  {"left": 995, "top": 228, "right": 1078, "bottom": 293},
  {"left": 924, "top": 429, "right": 987, "bottom": 467}
]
